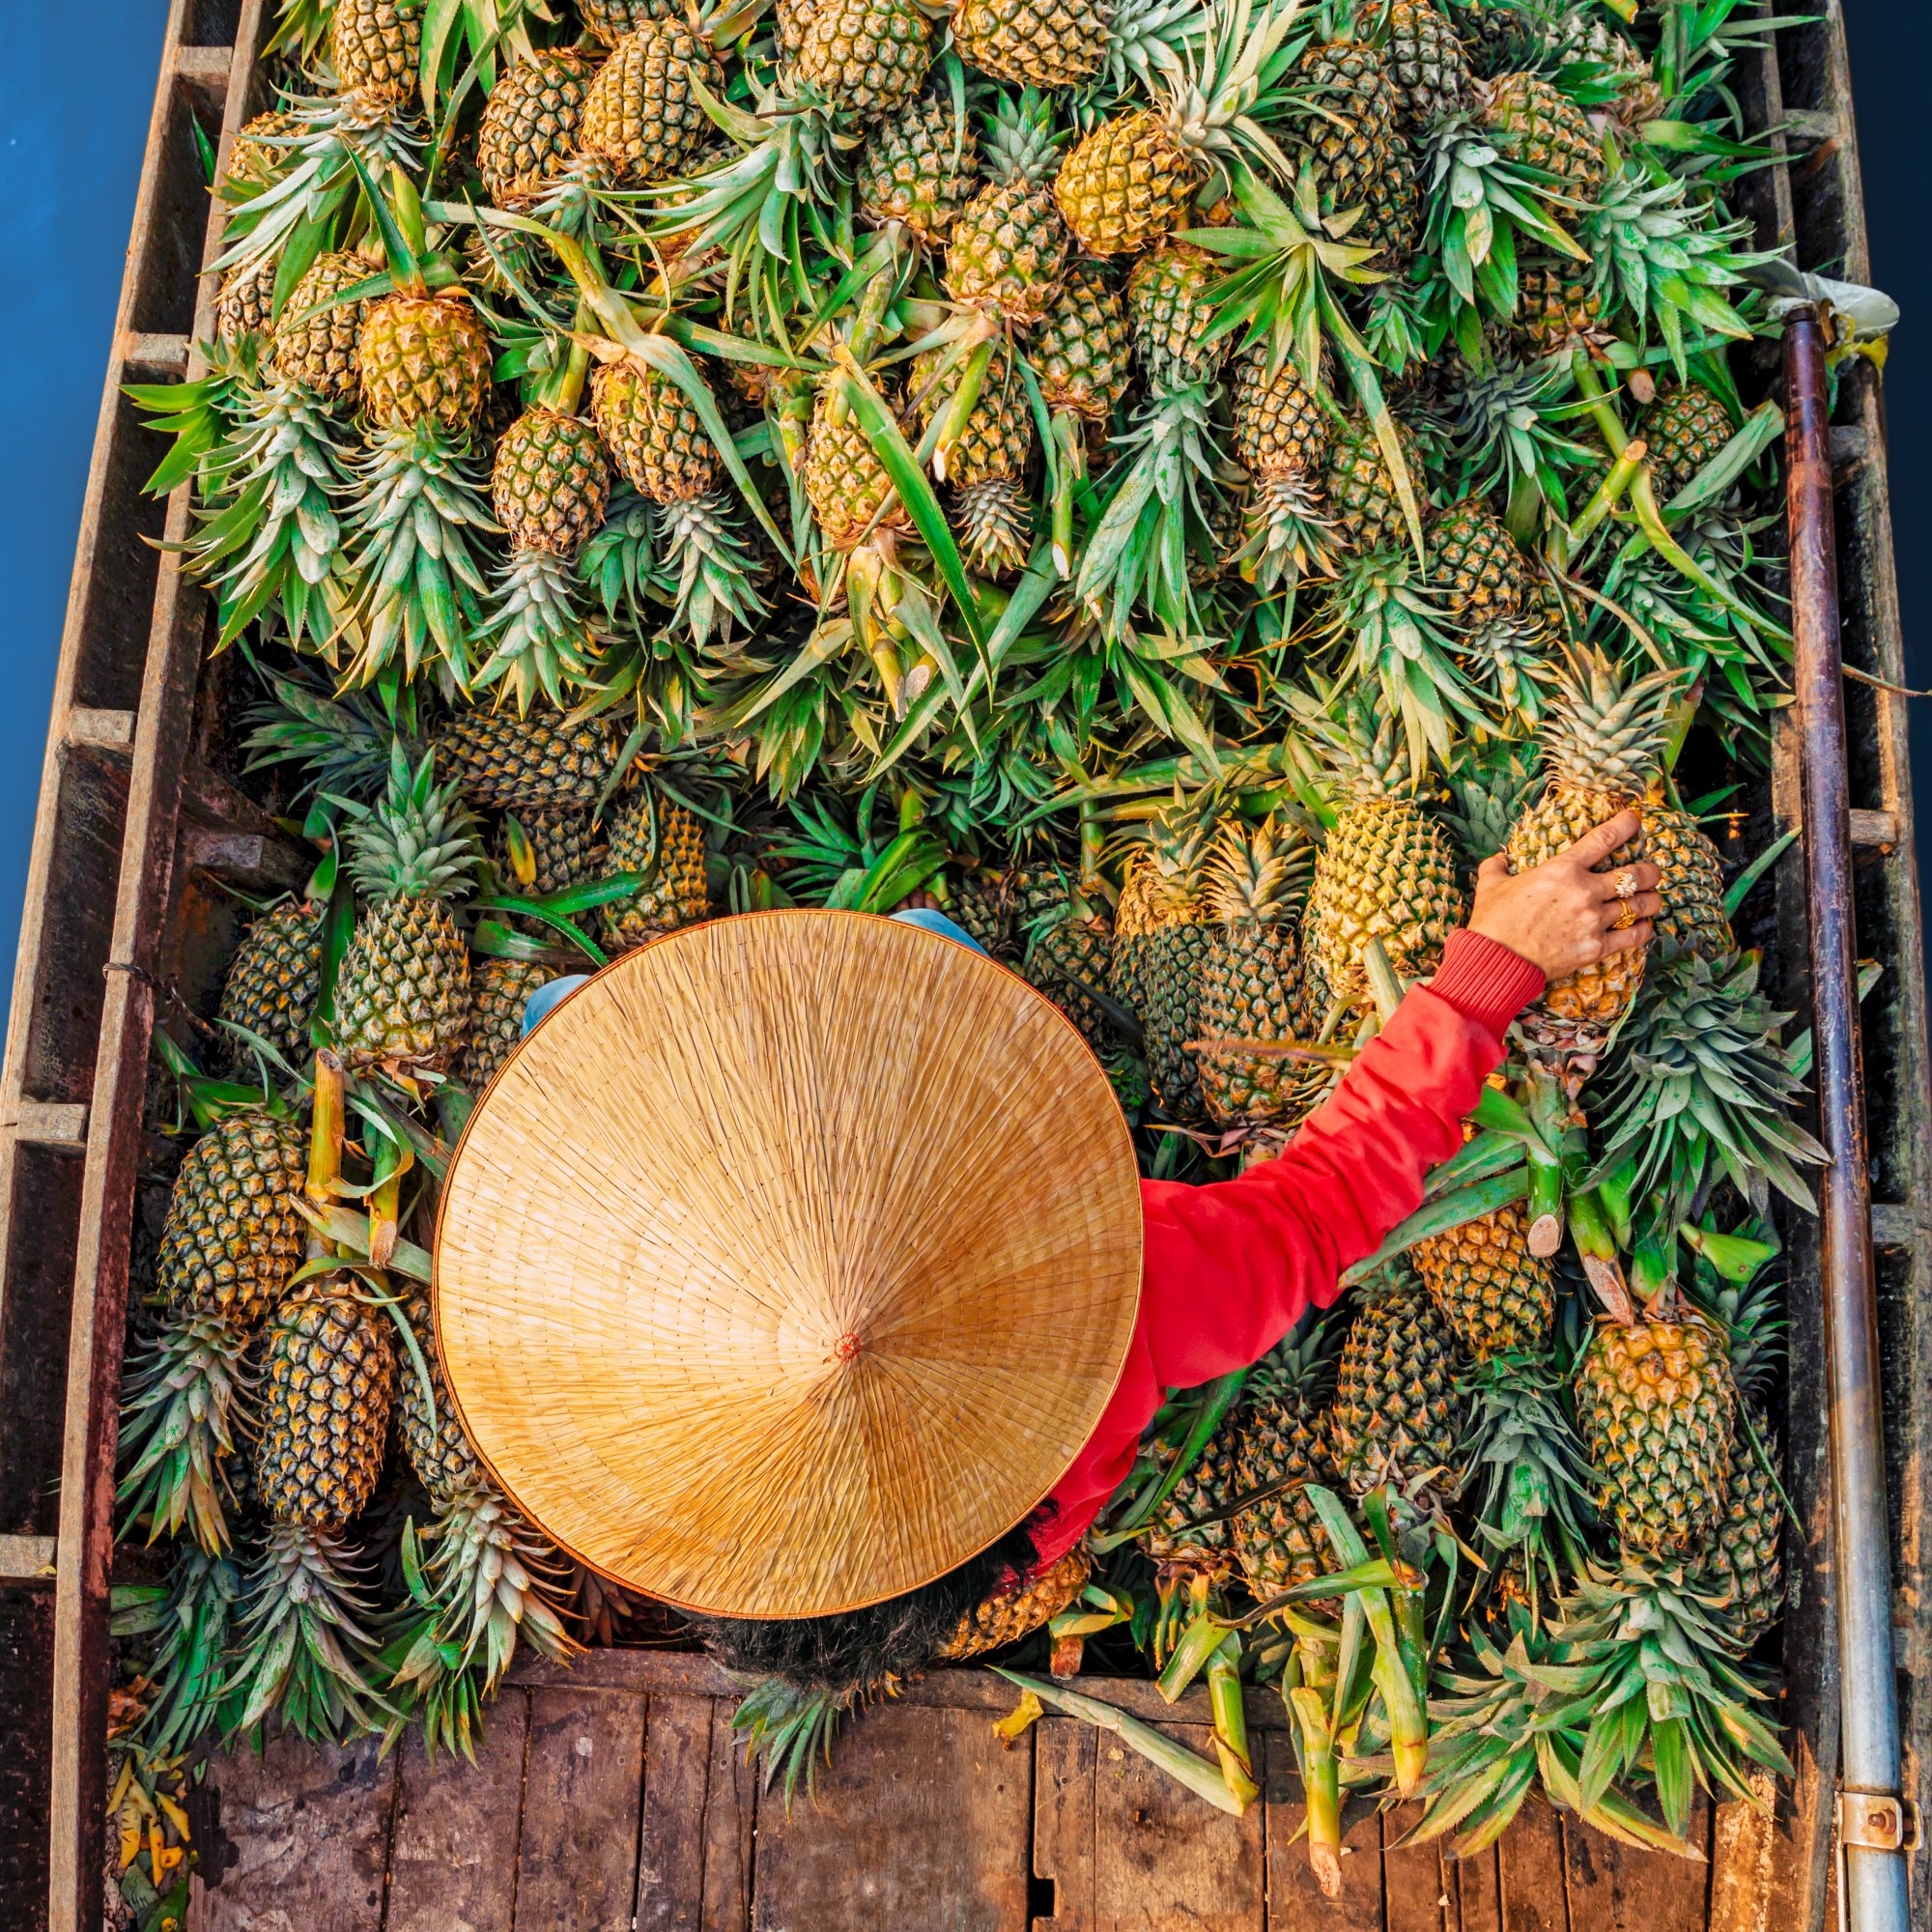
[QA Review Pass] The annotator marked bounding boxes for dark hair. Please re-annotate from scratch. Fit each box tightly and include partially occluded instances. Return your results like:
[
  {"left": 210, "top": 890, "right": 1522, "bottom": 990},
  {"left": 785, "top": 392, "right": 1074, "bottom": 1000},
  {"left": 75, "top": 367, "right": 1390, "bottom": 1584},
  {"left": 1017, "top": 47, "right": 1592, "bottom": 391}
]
[{"left": 691, "top": 1517, "right": 1043, "bottom": 1695}]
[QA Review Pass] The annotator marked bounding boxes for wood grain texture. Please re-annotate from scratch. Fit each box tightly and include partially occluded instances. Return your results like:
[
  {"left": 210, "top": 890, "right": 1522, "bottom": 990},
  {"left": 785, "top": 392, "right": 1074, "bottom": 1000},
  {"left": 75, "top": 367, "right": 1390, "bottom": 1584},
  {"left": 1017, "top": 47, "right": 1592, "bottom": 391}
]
[
  {"left": 1560, "top": 1803, "right": 1712, "bottom": 1932},
  {"left": 1032, "top": 1718, "right": 1096, "bottom": 1931},
  {"left": 514, "top": 1685, "right": 646, "bottom": 1932},
  {"left": 1497, "top": 1798, "right": 1569, "bottom": 1932},
  {"left": 700, "top": 1693, "right": 757, "bottom": 1932},
  {"left": 1082, "top": 1718, "right": 1263, "bottom": 1932},
  {"left": 385, "top": 1693, "right": 532, "bottom": 1932},
  {"left": 1259, "top": 1731, "right": 1381, "bottom": 1932},
  {"left": 197, "top": 1732, "right": 396, "bottom": 1932},
  {"left": 637, "top": 1692, "right": 715, "bottom": 1932},
  {"left": 1382, "top": 1800, "right": 1452, "bottom": 1932},
  {"left": 752, "top": 1699, "right": 1032, "bottom": 1932}
]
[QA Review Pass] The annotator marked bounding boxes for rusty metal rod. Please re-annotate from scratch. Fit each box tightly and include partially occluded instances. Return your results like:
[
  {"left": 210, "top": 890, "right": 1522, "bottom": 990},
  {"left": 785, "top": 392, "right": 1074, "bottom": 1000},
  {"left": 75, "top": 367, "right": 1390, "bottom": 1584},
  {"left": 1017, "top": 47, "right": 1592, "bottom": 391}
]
[{"left": 1783, "top": 304, "right": 1912, "bottom": 1932}]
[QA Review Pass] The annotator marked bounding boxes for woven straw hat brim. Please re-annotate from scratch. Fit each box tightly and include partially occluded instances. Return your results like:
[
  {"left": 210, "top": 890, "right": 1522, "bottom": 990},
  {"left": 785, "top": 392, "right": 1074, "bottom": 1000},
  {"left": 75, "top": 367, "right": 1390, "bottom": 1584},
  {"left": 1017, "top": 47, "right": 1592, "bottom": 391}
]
[{"left": 434, "top": 910, "right": 1143, "bottom": 1619}]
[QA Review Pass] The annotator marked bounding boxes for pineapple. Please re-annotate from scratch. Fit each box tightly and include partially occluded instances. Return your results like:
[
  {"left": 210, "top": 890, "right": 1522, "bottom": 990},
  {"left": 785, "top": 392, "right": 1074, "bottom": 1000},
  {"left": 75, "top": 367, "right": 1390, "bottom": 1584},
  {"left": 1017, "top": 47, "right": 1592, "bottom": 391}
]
[
  {"left": 1301, "top": 707, "right": 1464, "bottom": 1010},
  {"left": 1428, "top": 496, "right": 1528, "bottom": 621},
  {"left": 475, "top": 48, "right": 599, "bottom": 210},
  {"left": 1645, "top": 804, "right": 1734, "bottom": 960},
  {"left": 334, "top": 747, "right": 482, "bottom": 1078},
  {"left": 358, "top": 289, "right": 491, "bottom": 434},
  {"left": 225, "top": 109, "right": 301, "bottom": 193},
  {"left": 1640, "top": 383, "right": 1735, "bottom": 502},
  {"left": 1511, "top": 263, "right": 1606, "bottom": 358},
  {"left": 579, "top": 0, "right": 683, "bottom": 45},
  {"left": 1690, "top": 1412, "right": 1782, "bottom": 1646},
  {"left": 1053, "top": 0, "right": 1302, "bottom": 255},
  {"left": 1292, "top": 39, "right": 1422, "bottom": 271},
  {"left": 1232, "top": 353, "right": 1335, "bottom": 587},
  {"left": 857, "top": 91, "right": 980, "bottom": 243},
  {"left": 475, "top": 405, "right": 611, "bottom": 711},
  {"left": 1325, "top": 414, "right": 1425, "bottom": 554},
  {"left": 578, "top": 19, "right": 723, "bottom": 186},
  {"left": 952, "top": 0, "right": 1110, "bottom": 88},
  {"left": 1575, "top": 1307, "right": 1737, "bottom": 1557},
  {"left": 1480, "top": 72, "right": 1605, "bottom": 203},
  {"left": 255, "top": 1275, "right": 399, "bottom": 1529},
  {"left": 274, "top": 251, "right": 372, "bottom": 409},
  {"left": 1195, "top": 815, "right": 1317, "bottom": 1128},
  {"left": 1385, "top": 1, "right": 1473, "bottom": 133},
  {"left": 455, "top": 955, "right": 555, "bottom": 1093},
  {"left": 214, "top": 255, "right": 279, "bottom": 346},
  {"left": 494, "top": 808, "right": 606, "bottom": 900},
  {"left": 803, "top": 387, "right": 911, "bottom": 549},
  {"left": 946, "top": 95, "right": 1069, "bottom": 327},
  {"left": 1142, "top": 1422, "right": 1242, "bottom": 1572},
  {"left": 788, "top": 0, "right": 933, "bottom": 115},
  {"left": 434, "top": 705, "right": 623, "bottom": 812},
  {"left": 1126, "top": 241, "right": 1226, "bottom": 393},
  {"left": 1030, "top": 260, "right": 1132, "bottom": 425},
  {"left": 155, "top": 1113, "right": 309, "bottom": 1330},
  {"left": 910, "top": 340, "right": 1035, "bottom": 577},
  {"left": 1229, "top": 1321, "right": 1342, "bottom": 1606},
  {"left": 935, "top": 1548, "right": 1092, "bottom": 1660},
  {"left": 1113, "top": 800, "right": 1217, "bottom": 1124},
  {"left": 1411, "top": 1199, "right": 1554, "bottom": 1359},
  {"left": 217, "top": 898, "right": 324, "bottom": 1065},
  {"left": 395, "top": 1287, "right": 487, "bottom": 1503},
  {"left": 1505, "top": 651, "right": 1679, "bottom": 1096},
  {"left": 329, "top": 0, "right": 423, "bottom": 107},
  {"left": 598, "top": 786, "right": 712, "bottom": 951},
  {"left": 1326, "top": 1266, "right": 1465, "bottom": 1494}
]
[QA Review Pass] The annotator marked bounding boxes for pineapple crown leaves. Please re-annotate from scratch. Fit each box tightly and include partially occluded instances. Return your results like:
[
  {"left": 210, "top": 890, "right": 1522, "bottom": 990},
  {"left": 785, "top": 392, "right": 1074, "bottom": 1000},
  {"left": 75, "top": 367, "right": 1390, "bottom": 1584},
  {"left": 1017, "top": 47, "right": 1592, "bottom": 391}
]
[
  {"left": 1147, "top": 0, "right": 1312, "bottom": 185},
  {"left": 242, "top": 665, "right": 423, "bottom": 807},
  {"left": 980, "top": 89, "right": 1065, "bottom": 186},
  {"left": 1243, "top": 1308, "right": 1342, "bottom": 1403},
  {"left": 1536, "top": 646, "right": 1683, "bottom": 800},
  {"left": 1096, "top": 0, "right": 1215, "bottom": 99},
  {"left": 1441, "top": 350, "right": 1601, "bottom": 505},
  {"left": 1589, "top": 947, "right": 1828, "bottom": 1222},
  {"left": 338, "top": 743, "right": 483, "bottom": 904},
  {"left": 1283, "top": 682, "right": 1434, "bottom": 813},
  {"left": 1204, "top": 811, "right": 1315, "bottom": 926}
]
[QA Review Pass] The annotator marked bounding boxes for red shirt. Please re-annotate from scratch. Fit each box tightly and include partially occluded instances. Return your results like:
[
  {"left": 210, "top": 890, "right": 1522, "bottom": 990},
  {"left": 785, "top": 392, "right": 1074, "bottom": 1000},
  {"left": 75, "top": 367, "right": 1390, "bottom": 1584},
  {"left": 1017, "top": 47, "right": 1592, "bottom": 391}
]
[{"left": 1028, "top": 929, "right": 1547, "bottom": 1570}]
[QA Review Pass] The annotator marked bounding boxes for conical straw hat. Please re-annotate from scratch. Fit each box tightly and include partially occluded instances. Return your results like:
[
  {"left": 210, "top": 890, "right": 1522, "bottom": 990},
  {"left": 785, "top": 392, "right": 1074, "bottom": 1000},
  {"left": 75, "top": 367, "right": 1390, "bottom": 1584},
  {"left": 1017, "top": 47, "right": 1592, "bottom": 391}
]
[{"left": 433, "top": 910, "right": 1143, "bottom": 1619}]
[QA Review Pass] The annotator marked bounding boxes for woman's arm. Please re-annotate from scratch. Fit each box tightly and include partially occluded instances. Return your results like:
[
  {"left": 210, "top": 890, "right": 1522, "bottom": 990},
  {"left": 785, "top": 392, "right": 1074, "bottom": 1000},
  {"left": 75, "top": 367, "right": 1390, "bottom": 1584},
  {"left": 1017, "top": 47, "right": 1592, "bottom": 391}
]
[{"left": 1136, "top": 810, "right": 1662, "bottom": 1388}]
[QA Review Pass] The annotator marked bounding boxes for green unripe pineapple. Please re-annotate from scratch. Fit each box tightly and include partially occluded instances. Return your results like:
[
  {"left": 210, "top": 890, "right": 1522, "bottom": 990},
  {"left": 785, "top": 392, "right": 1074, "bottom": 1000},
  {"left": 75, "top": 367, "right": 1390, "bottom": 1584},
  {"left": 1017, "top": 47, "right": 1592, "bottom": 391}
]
[
  {"left": 1326, "top": 1267, "right": 1465, "bottom": 1493},
  {"left": 217, "top": 898, "right": 324, "bottom": 1065}
]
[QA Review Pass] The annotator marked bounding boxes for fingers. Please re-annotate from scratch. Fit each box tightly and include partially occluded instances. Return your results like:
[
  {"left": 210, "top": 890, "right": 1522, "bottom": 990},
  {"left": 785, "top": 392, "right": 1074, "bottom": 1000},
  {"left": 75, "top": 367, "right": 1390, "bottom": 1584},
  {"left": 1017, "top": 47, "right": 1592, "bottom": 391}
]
[
  {"left": 1476, "top": 852, "right": 1512, "bottom": 882},
  {"left": 1593, "top": 861, "right": 1662, "bottom": 899},
  {"left": 1601, "top": 891, "right": 1662, "bottom": 928},
  {"left": 1601, "top": 920, "right": 1653, "bottom": 956},
  {"left": 1563, "top": 810, "right": 1643, "bottom": 867}
]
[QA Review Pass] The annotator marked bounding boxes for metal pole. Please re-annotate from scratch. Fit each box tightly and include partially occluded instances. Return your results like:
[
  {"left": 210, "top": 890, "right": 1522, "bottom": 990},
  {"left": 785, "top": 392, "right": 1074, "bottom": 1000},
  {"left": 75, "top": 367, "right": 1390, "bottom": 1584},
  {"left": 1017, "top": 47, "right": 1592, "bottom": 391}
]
[{"left": 1783, "top": 303, "right": 1914, "bottom": 1932}]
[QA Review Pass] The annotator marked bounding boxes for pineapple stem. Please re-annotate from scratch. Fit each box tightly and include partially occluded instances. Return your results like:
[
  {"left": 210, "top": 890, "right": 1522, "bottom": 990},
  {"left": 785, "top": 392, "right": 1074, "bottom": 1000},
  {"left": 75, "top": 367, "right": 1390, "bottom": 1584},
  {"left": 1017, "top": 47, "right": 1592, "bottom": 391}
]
[
  {"left": 1570, "top": 351, "right": 1630, "bottom": 458},
  {"left": 930, "top": 339, "right": 996, "bottom": 486},
  {"left": 1628, "top": 469, "right": 1776, "bottom": 631},
  {"left": 1565, "top": 438, "right": 1646, "bottom": 550},
  {"left": 305, "top": 1051, "right": 347, "bottom": 1255},
  {"left": 1285, "top": 1675, "right": 1345, "bottom": 1898},
  {"left": 1207, "top": 1637, "right": 1260, "bottom": 1808},
  {"left": 1155, "top": 1597, "right": 1226, "bottom": 1703},
  {"left": 1050, "top": 412, "right": 1083, "bottom": 580}
]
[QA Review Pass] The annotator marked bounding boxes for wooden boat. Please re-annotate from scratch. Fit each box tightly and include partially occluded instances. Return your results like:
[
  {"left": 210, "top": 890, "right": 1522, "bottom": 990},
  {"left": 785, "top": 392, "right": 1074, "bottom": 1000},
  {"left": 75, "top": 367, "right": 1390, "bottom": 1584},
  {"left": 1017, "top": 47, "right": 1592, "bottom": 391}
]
[{"left": 0, "top": 4, "right": 1925, "bottom": 1926}]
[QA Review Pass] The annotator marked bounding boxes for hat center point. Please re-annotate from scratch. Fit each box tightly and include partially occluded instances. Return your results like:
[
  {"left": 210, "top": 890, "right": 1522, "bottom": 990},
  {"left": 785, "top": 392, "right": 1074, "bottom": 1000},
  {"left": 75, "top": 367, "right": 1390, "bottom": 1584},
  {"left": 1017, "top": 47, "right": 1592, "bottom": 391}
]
[{"left": 830, "top": 1330, "right": 864, "bottom": 1364}]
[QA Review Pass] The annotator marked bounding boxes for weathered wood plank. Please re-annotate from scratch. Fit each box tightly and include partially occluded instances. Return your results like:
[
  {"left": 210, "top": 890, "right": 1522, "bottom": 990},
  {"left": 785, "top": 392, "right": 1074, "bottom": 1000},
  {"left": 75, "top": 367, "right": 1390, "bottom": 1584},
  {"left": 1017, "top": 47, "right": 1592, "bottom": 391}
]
[
  {"left": 753, "top": 1699, "right": 1032, "bottom": 1932},
  {"left": 1453, "top": 1842, "right": 1504, "bottom": 1932},
  {"left": 1083, "top": 1718, "right": 1263, "bottom": 1932},
  {"left": 700, "top": 1693, "right": 757, "bottom": 1932},
  {"left": 385, "top": 1692, "right": 531, "bottom": 1932},
  {"left": 1497, "top": 1799, "right": 1568, "bottom": 1932},
  {"left": 198, "top": 1733, "right": 396, "bottom": 1932},
  {"left": 1559, "top": 1803, "right": 1712, "bottom": 1932},
  {"left": 636, "top": 1691, "right": 715, "bottom": 1932},
  {"left": 513, "top": 1685, "right": 646, "bottom": 1932},
  {"left": 1382, "top": 1800, "right": 1451, "bottom": 1932},
  {"left": 1260, "top": 1735, "right": 1381, "bottom": 1932},
  {"left": 1032, "top": 1719, "right": 1096, "bottom": 1932}
]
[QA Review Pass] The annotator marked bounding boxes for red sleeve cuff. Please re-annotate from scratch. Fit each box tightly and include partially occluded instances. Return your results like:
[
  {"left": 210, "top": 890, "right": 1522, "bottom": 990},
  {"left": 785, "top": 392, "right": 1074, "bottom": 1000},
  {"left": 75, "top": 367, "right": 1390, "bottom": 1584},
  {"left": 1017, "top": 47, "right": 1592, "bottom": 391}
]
[{"left": 1425, "top": 929, "right": 1545, "bottom": 1037}]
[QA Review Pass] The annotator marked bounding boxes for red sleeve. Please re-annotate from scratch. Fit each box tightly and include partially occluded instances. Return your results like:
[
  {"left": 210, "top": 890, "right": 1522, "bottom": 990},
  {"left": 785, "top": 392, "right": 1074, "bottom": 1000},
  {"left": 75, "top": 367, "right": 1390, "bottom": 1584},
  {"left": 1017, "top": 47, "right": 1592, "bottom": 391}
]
[{"left": 1030, "top": 929, "right": 1542, "bottom": 1569}]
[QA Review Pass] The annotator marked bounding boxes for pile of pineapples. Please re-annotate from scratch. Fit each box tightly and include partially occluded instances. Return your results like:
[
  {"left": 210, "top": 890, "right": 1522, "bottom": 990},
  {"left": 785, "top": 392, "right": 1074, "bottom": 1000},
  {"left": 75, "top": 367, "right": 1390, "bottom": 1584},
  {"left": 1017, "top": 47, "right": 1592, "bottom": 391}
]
[{"left": 106, "top": 0, "right": 1834, "bottom": 1902}]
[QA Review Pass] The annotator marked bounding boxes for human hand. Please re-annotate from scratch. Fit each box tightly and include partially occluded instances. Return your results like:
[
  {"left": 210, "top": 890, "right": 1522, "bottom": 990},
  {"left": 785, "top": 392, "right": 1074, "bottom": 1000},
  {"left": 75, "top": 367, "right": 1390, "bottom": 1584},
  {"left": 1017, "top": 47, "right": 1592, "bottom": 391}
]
[{"left": 1466, "top": 810, "right": 1661, "bottom": 983}]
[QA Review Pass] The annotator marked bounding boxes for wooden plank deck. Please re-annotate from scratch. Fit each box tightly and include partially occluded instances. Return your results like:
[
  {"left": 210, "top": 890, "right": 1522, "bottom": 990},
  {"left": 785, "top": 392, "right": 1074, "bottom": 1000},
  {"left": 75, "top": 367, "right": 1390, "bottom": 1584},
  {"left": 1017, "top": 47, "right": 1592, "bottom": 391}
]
[{"left": 187, "top": 1654, "right": 1724, "bottom": 1932}]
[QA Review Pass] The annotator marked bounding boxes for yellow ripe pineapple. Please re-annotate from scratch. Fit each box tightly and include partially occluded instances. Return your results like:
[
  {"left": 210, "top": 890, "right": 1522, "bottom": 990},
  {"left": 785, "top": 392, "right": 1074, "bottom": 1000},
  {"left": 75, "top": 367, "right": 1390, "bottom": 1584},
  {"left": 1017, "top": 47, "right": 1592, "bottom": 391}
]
[
  {"left": 329, "top": 0, "right": 424, "bottom": 109},
  {"left": 788, "top": 0, "right": 933, "bottom": 115},
  {"left": 1505, "top": 650, "right": 1680, "bottom": 1096},
  {"left": 225, "top": 109, "right": 302, "bottom": 194},
  {"left": 935, "top": 1548, "right": 1092, "bottom": 1660},
  {"left": 1326, "top": 1265, "right": 1465, "bottom": 1494},
  {"left": 803, "top": 386, "right": 910, "bottom": 550},
  {"left": 952, "top": 0, "right": 1110, "bottom": 88},
  {"left": 946, "top": 93, "right": 1070, "bottom": 327},
  {"left": 1300, "top": 703, "right": 1464, "bottom": 1012},
  {"left": 579, "top": 0, "right": 684, "bottom": 46},
  {"left": 217, "top": 898, "right": 325, "bottom": 1065},
  {"left": 599, "top": 786, "right": 712, "bottom": 952},
  {"left": 1230, "top": 1319, "right": 1344, "bottom": 1607},
  {"left": 1411, "top": 1199, "right": 1554, "bottom": 1360},
  {"left": 1232, "top": 352, "right": 1335, "bottom": 587},
  {"left": 455, "top": 955, "right": 555, "bottom": 1093},
  {"left": 578, "top": 19, "right": 723, "bottom": 187},
  {"left": 358, "top": 287, "right": 492, "bottom": 433},
  {"left": 1575, "top": 1304, "right": 1737, "bottom": 1558},
  {"left": 334, "top": 746, "right": 482, "bottom": 1079},
  {"left": 274, "top": 251, "right": 373, "bottom": 410},
  {"left": 1480, "top": 72, "right": 1605, "bottom": 204},
  {"left": 475, "top": 48, "right": 600, "bottom": 210},
  {"left": 1055, "top": 0, "right": 1303, "bottom": 255},
  {"left": 1195, "top": 814, "right": 1318, "bottom": 1128}
]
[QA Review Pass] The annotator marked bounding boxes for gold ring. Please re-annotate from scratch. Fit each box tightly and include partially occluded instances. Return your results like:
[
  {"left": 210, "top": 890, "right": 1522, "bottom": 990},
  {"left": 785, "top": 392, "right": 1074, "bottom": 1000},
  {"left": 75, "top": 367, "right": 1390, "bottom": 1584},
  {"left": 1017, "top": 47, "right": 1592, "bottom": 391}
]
[
  {"left": 1612, "top": 869, "right": 1639, "bottom": 899},
  {"left": 1612, "top": 900, "right": 1637, "bottom": 930}
]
